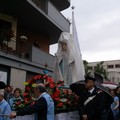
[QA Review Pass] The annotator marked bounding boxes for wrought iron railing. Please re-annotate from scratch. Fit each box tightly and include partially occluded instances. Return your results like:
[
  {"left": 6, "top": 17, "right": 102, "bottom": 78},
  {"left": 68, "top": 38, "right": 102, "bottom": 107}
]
[{"left": 0, "top": 39, "right": 31, "bottom": 60}]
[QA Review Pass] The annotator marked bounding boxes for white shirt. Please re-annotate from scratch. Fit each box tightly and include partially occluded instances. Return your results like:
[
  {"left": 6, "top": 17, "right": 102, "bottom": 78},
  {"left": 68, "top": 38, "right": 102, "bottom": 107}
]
[
  {"left": 89, "top": 87, "right": 95, "bottom": 94},
  {"left": 37, "top": 92, "right": 46, "bottom": 100}
]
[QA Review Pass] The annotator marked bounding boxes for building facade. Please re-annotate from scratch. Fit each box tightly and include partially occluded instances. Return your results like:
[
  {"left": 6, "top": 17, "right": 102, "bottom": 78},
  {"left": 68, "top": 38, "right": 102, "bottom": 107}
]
[
  {"left": 88, "top": 60, "right": 120, "bottom": 84},
  {"left": 0, "top": 0, "right": 70, "bottom": 89}
]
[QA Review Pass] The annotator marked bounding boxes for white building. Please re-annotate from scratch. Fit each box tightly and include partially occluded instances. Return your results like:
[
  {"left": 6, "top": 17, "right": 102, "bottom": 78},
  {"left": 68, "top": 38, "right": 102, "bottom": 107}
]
[{"left": 88, "top": 60, "right": 120, "bottom": 84}]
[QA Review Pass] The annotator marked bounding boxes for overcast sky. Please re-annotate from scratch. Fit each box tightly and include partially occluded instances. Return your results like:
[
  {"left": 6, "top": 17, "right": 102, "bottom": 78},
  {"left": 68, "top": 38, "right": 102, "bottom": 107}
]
[{"left": 50, "top": 0, "right": 120, "bottom": 62}]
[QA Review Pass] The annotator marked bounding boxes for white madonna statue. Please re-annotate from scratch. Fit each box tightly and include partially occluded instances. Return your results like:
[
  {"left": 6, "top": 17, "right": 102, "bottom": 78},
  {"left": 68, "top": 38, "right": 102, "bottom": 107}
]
[{"left": 53, "top": 32, "right": 85, "bottom": 85}]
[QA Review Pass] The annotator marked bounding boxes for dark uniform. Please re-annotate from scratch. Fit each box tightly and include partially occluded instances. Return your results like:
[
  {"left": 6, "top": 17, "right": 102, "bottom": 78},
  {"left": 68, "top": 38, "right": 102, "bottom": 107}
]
[{"left": 78, "top": 87, "right": 114, "bottom": 120}]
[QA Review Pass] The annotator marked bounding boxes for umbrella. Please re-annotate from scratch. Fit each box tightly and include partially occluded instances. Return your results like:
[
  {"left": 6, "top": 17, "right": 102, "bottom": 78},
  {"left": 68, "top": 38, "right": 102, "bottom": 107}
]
[
  {"left": 70, "top": 81, "right": 114, "bottom": 109},
  {"left": 0, "top": 81, "right": 7, "bottom": 89},
  {"left": 70, "top": 80, "right": 112, "bottom": 97},
  {"left": 70, "top": 81, "right": 87, "bottom": 96}
]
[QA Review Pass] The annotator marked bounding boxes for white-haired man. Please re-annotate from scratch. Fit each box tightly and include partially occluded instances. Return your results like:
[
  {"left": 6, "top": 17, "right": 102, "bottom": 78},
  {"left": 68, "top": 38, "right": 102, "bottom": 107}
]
[{"left": 0, "top": 89, "right": 11, "bottom": 120}]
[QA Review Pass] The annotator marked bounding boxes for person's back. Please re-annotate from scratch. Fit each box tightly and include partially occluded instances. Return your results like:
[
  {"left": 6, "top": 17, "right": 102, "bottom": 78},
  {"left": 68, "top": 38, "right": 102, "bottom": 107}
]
[{"left": 42, "top": 93, "right": 54, "bottom": 120}]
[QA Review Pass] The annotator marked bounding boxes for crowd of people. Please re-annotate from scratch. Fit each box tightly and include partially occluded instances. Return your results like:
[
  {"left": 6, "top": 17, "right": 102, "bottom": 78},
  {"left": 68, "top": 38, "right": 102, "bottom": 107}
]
[
  {"left": 0, "top": 77, "right": 120, "bottom": 120},
  {"left": 0, "top": 84, "right": 54, "bottom": 120}
]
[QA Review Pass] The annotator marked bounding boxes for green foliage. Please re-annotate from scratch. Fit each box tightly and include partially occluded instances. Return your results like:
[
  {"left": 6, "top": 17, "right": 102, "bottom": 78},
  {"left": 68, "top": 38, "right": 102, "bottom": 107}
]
[
  {"left": 83, "top": 60, "right": 108, "bottom": 80},
  {"left": 94, "top": 61, "right": 108, "bottom": 79},
  {"left": 83, "top": 60, "right": 93, "bottom": 76}
]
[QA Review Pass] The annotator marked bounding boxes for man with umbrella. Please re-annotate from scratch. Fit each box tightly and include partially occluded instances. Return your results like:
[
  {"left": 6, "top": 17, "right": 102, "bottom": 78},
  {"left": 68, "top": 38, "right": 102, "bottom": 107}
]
[{"left": 76, "top": 76, "right": 114, "bottom": 120}]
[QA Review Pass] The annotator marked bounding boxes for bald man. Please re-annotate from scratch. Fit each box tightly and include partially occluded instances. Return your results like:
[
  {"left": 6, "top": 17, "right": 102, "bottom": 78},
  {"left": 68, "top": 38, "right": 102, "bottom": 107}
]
[{"left": 10, "top": 84, "right": 54, "bottom": 120}]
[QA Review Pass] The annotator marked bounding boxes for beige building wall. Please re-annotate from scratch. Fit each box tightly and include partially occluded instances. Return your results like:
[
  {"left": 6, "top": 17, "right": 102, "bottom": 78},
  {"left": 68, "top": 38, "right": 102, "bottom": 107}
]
[
  {"left": 108, "top": 72, "right": 120, "bottom": 84},
  {"left": 10, "top": 68, "right": 26, "bottom": 90},
  {"left": 88, "top": 60, "right": 120, "bottom": 84}
]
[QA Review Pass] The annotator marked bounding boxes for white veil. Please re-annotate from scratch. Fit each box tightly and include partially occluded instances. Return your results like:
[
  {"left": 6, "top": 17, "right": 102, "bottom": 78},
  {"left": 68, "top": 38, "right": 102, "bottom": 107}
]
[{"left": 53, "top": 32, "right": 85, "bottom": 85}]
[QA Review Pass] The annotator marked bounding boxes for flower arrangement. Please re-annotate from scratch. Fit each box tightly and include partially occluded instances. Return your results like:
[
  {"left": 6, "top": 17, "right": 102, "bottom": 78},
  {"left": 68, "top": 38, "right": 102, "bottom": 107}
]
[
  {"left": 20, "top": 35, "right": 28, "bottom": 42},
  {"left": 12, "top": 97, "right": 25, "bottom": 111},
  {"left": 13, "top": 74, "right": 79, "bottom": 112}
]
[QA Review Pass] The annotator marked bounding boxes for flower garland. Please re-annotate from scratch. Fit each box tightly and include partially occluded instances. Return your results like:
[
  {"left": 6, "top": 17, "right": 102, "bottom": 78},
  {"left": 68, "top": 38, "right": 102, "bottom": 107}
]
[{"left": 13, "top": 74, "right": 79, "bottom": 112}]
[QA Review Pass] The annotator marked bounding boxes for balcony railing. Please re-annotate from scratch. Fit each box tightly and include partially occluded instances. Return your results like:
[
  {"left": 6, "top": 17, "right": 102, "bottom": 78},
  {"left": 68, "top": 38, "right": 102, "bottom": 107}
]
[
  {"left": 31, "top": 46, "right": 55, "bottom": 69},
  {"left": 0, "top": 40, "right": 55, "bottom": 70},
  {"left": 27, "top": 0, "right": 70, "bottom": 32},
  {"left": 47, "top": 1, "right": 70, "bottom": 32}
]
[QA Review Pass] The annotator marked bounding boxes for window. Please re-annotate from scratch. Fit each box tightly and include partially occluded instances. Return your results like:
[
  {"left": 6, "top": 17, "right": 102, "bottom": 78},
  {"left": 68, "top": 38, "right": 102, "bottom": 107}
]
[
  {"left": 0, "top": 19, "right": 12, "bottom": 43},
  {"left": 0, "top": 14, "right": 17, "bottom": 51},
  {"left": 107, "top": 65, "right": 114, "bottom": 69},
  {"left": 115, "top": 64, "right": 120, "bottom": 68}
]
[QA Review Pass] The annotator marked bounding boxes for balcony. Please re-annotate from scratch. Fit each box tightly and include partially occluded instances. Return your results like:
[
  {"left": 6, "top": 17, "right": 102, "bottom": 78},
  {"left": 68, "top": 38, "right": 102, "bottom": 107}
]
[
  {"left": 47, "top": 1, "right": 70, "bottom": 33},
  {"left": 50, "top": 0, "right": 70, "bottom": 11},
  {"left": 0, "top": 0, "right": 70, "bottom": 44},
  {"left": 31, "top": 46, "right": 55, "bottom": 70},
  {"left": 0, "top": 40, "right": 55, "bottom": 71}
]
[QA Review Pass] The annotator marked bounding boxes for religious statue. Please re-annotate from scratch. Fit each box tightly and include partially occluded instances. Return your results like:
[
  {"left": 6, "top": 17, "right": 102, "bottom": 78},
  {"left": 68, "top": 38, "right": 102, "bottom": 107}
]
[{"left": 53, "top": 32, "right": 85, "bottom": 85}]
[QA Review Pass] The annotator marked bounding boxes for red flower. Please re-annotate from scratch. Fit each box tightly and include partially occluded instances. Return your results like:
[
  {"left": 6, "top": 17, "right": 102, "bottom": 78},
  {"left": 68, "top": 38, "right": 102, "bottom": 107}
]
[
  {"left": 52, "top": 88, "right": 60, "bottom": 98},
  {"left": 24, "top": 98, "right": 30, "bottom": 101},
  {"left": 16, "top": 101, "right": 21, "bottom": 105},
  {"left": 38, "top": 75, "right": 42, "bottom": 79},
  {"left": 57, "top": 80, "right": 64, "bottom": 86},
  {"left": 57, "top": 102, "right": 63, "bottom": 107},
  {"left": 54, "top": 97, "right": 60, "bottom": 101},
  {"left": 23, "top": 92, "right": 29, "bottom": 96},
  {"left": 31, "top": 102, "right": 36, "bottom": 105},
  {"left": 43, "top": 75, "right": 47, "bottom": 79},
  {"left": 24, "top": 100, "right": 29, "bottom": 104},
  {"left": 47, "top": 77, "right": 54, "bottom": 84},
  {"left": 49, "top": 83, "right": 55, "bottom": 89},
  {"left": 34, "top": 75, "right": 41, "bottom": 80},
  {"left": 28, "top": 79, "right": 33, "bottom": 84},
  {"left": 26, "top": 87, "right": 31, "bottom": 91}
]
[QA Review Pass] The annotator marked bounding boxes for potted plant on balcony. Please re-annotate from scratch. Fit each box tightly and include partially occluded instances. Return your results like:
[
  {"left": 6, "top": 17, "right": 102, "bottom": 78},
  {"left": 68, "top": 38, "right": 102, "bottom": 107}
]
[
  {"left": 20, "top": 35, "right": 27, "bottom": 42},
  {"left": 0, "top": 30, "right": 15, "bottom": 50},
  {"left": 6, "top": 30, "right": 15, "bottom": 41},
  {"left": 20, "top": 35, "right": 28, "bottom": 58}
]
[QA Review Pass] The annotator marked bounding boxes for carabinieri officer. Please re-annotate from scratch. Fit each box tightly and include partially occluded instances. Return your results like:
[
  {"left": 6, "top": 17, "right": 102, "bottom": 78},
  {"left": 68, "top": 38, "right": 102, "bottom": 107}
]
[{"left": 78, "top": 75, "right": 114, "bottom": 120}]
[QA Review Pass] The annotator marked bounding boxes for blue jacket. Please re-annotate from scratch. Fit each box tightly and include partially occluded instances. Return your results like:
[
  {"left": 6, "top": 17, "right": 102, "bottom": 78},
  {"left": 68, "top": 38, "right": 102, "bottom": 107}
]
[
  {"left": 0, "top": 99, "right": 11, "bottom": 120},
  {"left": 42, "top": 93, "right": 54, "bottom": 120},
  {"left": 9, "top": 97, "right": 23, "bottom": 111}
]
